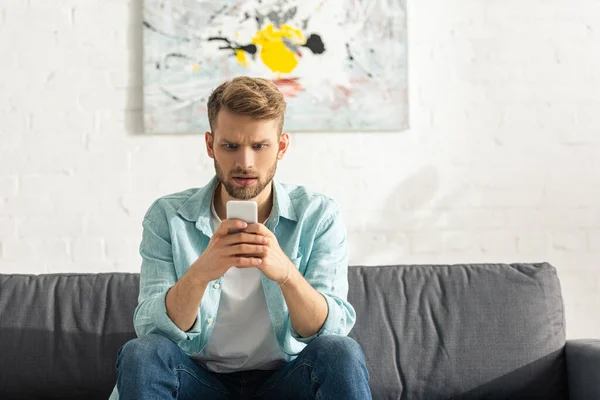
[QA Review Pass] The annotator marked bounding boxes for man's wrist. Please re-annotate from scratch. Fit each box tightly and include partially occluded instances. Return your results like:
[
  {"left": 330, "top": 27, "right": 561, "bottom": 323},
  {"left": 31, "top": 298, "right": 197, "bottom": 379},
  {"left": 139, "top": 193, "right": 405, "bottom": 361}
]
[
  {"left": 279, "top": 261, "right": 299, "bottom": 288},
  {"left": 186, "top": 260, "right": 211, "bottom": 287},
  {"left": 279, "top": 262, "right": 292, "bottom": 287}
]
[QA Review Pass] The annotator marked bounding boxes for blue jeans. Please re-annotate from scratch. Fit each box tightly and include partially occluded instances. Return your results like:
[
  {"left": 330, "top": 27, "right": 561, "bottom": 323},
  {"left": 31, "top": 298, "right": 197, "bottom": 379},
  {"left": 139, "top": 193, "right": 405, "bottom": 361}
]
[{"left": 115, "top": 333, "right": 371, "bottom": 400}]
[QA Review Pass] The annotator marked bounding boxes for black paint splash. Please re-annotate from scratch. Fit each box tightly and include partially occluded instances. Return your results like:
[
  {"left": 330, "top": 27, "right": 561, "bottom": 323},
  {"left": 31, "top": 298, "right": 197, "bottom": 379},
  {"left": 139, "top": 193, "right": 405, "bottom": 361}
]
[
  {"left": 303, "top": 34, "right": 325, "bottom": 54},
  {"left": 208, "top": 37, "right": 257, "bottom": 56}
]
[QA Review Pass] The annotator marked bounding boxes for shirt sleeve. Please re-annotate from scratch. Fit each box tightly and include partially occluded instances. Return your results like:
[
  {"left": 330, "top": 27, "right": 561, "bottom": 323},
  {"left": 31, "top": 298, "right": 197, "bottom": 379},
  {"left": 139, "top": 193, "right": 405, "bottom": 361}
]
[
  {"left": 289, "top": 201, "right": 357, "bottom": 343},
  {"left": 132, "top": 212, "right": 203, "bottom": 343}
]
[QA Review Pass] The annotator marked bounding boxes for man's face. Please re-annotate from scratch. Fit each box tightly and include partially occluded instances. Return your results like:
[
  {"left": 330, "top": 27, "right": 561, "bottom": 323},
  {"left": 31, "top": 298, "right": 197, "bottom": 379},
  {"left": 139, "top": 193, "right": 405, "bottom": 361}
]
[{"left": 205, "top": 109, "right": 288, "bottom": 200}]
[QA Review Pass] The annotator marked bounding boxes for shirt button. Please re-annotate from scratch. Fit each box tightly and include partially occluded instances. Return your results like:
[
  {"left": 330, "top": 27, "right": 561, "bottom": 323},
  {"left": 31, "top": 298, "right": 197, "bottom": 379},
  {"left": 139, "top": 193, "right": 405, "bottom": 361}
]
[
  {"left": 213, "top": 283, "right": 220, "bottom": 289},
  {"left": 207, "top": 318, "right": 213, "bottom": 324}
]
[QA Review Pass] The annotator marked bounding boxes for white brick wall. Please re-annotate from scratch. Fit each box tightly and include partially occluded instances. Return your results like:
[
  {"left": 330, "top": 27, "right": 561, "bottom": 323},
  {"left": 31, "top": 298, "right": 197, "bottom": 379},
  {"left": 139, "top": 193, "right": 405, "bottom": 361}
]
[{"left": 0, "top": 0, "right": 599, "bottom": 338}]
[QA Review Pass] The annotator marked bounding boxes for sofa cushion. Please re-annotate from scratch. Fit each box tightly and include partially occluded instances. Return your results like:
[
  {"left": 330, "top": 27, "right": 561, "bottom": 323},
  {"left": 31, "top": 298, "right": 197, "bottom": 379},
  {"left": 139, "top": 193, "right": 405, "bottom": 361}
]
[
  {"left": 347, "top": 263, "right": 567, "bottom": 399},
  {"left": 0, "top": 263, "right": 568, "bottom": 399},
  {"left": 0, "top": 273, "right": 138, "bottom": 400}
]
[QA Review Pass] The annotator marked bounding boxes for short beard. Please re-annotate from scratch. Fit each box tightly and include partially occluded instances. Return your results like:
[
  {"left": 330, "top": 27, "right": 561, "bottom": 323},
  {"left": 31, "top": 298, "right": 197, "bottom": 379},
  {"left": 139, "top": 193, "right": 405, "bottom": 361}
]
[{"left": 214, "top": 159, "right": 277, "bottom": 200}]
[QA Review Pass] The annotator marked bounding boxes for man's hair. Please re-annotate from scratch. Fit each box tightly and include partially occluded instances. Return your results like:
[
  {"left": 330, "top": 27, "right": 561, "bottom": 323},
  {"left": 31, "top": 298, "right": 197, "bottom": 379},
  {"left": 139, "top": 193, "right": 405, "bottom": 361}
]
[{"left": 207, "top": 76, "right": 286, "bottom": 134}]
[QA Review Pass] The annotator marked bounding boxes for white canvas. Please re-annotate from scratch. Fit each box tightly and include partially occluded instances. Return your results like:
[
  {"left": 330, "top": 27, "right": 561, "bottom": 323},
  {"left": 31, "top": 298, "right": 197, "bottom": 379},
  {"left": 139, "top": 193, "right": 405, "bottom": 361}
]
[{"left": 143, "top": 0, "right": 408, "bottom": 132}]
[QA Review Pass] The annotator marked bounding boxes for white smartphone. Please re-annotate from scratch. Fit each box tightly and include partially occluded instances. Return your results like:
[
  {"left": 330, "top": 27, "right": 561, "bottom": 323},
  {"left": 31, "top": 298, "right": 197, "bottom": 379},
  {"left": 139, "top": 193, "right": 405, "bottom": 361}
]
[{"left": 226, "top": 200, "right": 258, "bottom": 233}]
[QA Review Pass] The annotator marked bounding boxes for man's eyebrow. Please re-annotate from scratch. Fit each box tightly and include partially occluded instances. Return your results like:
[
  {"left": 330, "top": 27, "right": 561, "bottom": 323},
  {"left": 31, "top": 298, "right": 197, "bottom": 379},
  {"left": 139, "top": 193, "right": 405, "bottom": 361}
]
[
  {"left": 217, "top": 139, "right": 241, "bottom": 145},
  {"left": 219, "top": 139, "right": 272, "bottom": 144}
]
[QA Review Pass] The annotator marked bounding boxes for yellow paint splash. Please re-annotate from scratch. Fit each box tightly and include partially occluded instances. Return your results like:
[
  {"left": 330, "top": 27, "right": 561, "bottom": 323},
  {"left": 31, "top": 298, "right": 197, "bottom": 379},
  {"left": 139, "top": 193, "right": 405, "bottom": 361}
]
[
  {"left": 249, "top": 23, "right": 305, "bottom": 74},
  {"left": 234, "top": 49, "right": 248, "bottom": 67}
]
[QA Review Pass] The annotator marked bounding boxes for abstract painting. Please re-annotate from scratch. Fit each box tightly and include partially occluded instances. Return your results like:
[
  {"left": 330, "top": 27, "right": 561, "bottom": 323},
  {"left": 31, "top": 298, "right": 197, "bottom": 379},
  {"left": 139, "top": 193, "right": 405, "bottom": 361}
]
[{"left": 143, "top": 0, "right": 408, "bottom": 133}]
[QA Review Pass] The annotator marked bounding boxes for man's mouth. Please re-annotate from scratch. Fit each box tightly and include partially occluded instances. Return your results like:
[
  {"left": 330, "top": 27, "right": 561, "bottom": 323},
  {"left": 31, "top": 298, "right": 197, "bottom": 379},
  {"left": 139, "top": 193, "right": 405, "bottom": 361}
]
[{"left": 232, "top": 176, "right": 258, "bottom": 186}]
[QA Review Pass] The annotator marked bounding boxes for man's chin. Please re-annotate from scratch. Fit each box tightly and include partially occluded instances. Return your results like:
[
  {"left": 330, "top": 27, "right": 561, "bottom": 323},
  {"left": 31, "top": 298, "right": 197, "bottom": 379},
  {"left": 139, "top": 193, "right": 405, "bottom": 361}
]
[
  {"left": 224, "top": 184, "right": 260, "bottom": 200},
  {"left": 231, "top": 191, "right": 256, "bottom": 200}
]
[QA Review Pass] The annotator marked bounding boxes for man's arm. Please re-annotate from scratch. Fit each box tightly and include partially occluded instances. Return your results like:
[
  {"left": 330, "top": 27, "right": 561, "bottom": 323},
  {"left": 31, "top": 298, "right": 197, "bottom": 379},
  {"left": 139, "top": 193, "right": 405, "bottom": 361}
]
[
  {"left": 133, "top": 214, "right": 205, "bottom": 342},
  {"left": 165, "top": 272, "right": 209, "bottom": 332},
  {"left": 280, "top": 265, "right": 329, "bottom": 338},
  {"left": 285, "top": 203, "right": 356, "bottom": 341}
]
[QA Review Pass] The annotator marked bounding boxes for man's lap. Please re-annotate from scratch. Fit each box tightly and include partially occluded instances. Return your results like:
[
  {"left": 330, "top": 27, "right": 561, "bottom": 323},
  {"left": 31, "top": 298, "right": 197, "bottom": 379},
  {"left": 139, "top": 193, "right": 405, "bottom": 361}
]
[{"left": 118, "top": 334, "right": 363, "bottom": 400}]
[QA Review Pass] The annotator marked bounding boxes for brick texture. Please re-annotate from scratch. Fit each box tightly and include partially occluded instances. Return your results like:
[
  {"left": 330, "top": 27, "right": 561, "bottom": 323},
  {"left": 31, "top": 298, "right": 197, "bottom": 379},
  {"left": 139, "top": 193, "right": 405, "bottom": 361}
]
[{"left": 0, "top": 0, "right": 598, "bottom": 338}]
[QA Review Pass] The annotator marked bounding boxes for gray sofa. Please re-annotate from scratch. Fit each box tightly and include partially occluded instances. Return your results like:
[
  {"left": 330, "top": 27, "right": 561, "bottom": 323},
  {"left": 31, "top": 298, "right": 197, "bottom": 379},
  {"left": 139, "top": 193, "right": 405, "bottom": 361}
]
[{"left": 1, "top": 263, "right": 599, "bottom": 399}]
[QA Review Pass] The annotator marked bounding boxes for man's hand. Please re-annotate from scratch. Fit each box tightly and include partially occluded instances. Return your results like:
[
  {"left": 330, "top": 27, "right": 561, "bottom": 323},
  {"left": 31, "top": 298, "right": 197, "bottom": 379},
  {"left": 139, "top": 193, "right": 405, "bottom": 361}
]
[
  {"left": 189, "top": 219, "right": 269, "bottom": 284},
  {"left": 242, "top": 223, "right": 294, "bottom": 285},
  {"left": 166, "top": 219, "right": 267, "bottom": 332}
]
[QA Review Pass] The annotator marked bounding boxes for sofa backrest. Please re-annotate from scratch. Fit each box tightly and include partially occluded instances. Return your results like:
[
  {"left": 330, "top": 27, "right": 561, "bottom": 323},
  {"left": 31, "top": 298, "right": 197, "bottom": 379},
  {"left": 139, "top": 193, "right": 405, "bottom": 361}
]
[
  {"left": 0, "top": 263, "right": 567, "bottom": 399},
  {"left": 347, "top": 263, "right": 567, "bottom": 399},
  {"left": 0, "top": 273, "right": 139, "bottom": 400}
]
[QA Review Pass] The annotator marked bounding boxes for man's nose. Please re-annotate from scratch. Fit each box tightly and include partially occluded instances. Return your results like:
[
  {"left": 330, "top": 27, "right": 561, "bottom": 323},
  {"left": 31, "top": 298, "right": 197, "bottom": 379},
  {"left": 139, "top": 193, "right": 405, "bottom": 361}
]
[{"left": 235, "top": 147, "right": 254, "bottom": 169}]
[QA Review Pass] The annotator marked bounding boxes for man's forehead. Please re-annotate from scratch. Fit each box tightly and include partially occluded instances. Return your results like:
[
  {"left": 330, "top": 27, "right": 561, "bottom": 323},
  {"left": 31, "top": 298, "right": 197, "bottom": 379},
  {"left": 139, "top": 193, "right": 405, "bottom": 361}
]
[
  {"left": 213, "top": 129, "right": 276, "bottom": 143},
  {"left": 213, "top": 114, "right": 279, "bottom": 142}
]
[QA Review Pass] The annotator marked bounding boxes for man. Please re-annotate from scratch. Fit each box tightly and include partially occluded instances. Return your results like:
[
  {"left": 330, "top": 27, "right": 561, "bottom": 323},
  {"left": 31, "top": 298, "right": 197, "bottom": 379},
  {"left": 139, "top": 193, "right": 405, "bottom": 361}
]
[{"left": 109, "top": 76, "right": 371, "bottom": 399}]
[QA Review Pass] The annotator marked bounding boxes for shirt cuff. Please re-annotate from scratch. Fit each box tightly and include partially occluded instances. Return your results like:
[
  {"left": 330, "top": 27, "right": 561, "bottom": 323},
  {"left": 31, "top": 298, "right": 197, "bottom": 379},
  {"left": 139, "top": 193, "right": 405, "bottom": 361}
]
[
  {"left": 290, "top": 292, "right": 339, "bottom": 343},
  {"left": 152, "top": 288, "right": 203, "bottom": 342}
]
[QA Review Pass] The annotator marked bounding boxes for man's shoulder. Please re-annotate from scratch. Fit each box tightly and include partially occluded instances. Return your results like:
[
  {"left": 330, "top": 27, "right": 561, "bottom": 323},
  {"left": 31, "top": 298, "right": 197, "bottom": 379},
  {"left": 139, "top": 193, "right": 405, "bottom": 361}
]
[
  {"left": 143, "top": 187, "right": 201, "bottom": 223},
  {"left": 280, "top": 182, "right": 341, "bottom": 219}
]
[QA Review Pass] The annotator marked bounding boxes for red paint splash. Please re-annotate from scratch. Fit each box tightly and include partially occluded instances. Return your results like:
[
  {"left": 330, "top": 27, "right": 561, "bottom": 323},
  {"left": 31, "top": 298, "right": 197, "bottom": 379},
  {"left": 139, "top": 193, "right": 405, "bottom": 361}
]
[{"left": 273, "top": 77, "right": 305, "bottom": 98}]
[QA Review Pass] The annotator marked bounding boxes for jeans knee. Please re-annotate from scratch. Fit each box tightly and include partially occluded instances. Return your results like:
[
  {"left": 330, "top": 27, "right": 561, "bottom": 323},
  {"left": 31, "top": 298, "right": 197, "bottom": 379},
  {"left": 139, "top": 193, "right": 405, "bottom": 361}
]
[
  {"left": 308, "top": 335, "right": 366, "bottom": 366},
  {"left": 118, "top": 334, "right": 177, "bottom": 367}
]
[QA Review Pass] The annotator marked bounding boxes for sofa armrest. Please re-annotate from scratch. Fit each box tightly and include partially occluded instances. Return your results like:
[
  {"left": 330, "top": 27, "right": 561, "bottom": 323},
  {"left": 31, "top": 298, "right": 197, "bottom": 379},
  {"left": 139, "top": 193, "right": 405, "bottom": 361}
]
[{"left": 566, "top": 339, "right": 600, "bottom": 400}]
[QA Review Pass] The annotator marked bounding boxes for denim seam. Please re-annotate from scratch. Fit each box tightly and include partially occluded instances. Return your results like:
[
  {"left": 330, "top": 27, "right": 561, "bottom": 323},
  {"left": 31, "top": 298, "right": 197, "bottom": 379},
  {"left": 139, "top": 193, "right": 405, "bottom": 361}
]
[
  {"left": 172, "top": 367, "right": 180, "bottom": 398},
  {"left": 252, "top": 360, "right": 315, "bottom": 396},
  {"left": 311, "top": 365, "right": 321, "bottom": 400},
  {"left": 173, "top": 365, "right": 230, "bottom": 395},
  {"left": 310, "top": 368, "right": 319, "bottom": 384}
]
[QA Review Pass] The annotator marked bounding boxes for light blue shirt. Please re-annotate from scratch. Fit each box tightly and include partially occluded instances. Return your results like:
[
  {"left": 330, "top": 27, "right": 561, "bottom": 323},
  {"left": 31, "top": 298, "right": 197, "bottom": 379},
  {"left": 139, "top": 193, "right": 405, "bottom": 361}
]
[{"left": 109, "top": 176, "right": 356, "bottom": 399}]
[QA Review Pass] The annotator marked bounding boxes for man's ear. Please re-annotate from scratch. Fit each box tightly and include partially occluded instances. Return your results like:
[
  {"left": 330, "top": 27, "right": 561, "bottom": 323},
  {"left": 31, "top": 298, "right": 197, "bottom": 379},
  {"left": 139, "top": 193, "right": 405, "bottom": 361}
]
[
  {"left": 205, "top": 131, "right": 215, "bottom": 159},
  {"left": 278, "top": 132, "right": 290, "bottom": 160}
]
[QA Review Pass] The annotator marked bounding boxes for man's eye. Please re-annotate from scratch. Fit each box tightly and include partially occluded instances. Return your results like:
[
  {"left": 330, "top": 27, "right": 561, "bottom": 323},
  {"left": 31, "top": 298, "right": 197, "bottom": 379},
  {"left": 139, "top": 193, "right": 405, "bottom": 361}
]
[
  {"left": 253, "top": 144, "right": 267, "bottom": 149},
  {"left": 224, "top": 144, "right": 237, "bottom": 150}
]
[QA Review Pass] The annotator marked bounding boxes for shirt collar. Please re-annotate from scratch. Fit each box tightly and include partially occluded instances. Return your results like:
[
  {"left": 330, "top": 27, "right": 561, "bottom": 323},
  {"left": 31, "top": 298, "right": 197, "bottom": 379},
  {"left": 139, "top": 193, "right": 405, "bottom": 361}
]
[{"left": 177, "top": 175, "right": 297, "bottom": 237}]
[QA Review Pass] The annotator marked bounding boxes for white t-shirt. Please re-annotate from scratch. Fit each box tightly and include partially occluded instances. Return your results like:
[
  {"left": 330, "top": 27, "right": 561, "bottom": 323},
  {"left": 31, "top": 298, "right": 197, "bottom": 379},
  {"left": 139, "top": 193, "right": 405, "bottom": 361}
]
[{"left": 191, "top": 201, "right": 291, "bottom": 373}]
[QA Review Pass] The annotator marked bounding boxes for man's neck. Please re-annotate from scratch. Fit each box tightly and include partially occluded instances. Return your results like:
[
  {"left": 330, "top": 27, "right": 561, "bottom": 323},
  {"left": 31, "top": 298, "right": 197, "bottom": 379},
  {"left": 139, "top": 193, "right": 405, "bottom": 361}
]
[{"left": 213, "top": 181, "right": 274, "bottom": 224}]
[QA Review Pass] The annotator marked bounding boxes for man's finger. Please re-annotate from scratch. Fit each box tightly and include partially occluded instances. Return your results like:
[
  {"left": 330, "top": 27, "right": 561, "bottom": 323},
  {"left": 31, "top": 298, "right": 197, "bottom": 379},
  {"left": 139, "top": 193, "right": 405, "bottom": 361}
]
[
  {"left": 223, "top": 232, "right": 268, "bottom": 246},
  {"left": 228, "top": 256, "right": 262, "bottom": 267},
  {"left": 226, "top": 243, "right": 267, "bottom": 257},
  {"left": 215, "top": 219, "right": 248, "bottom": 236},
  {"left": 243, "top": 223, "right": 272, "bottom": 237}
]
